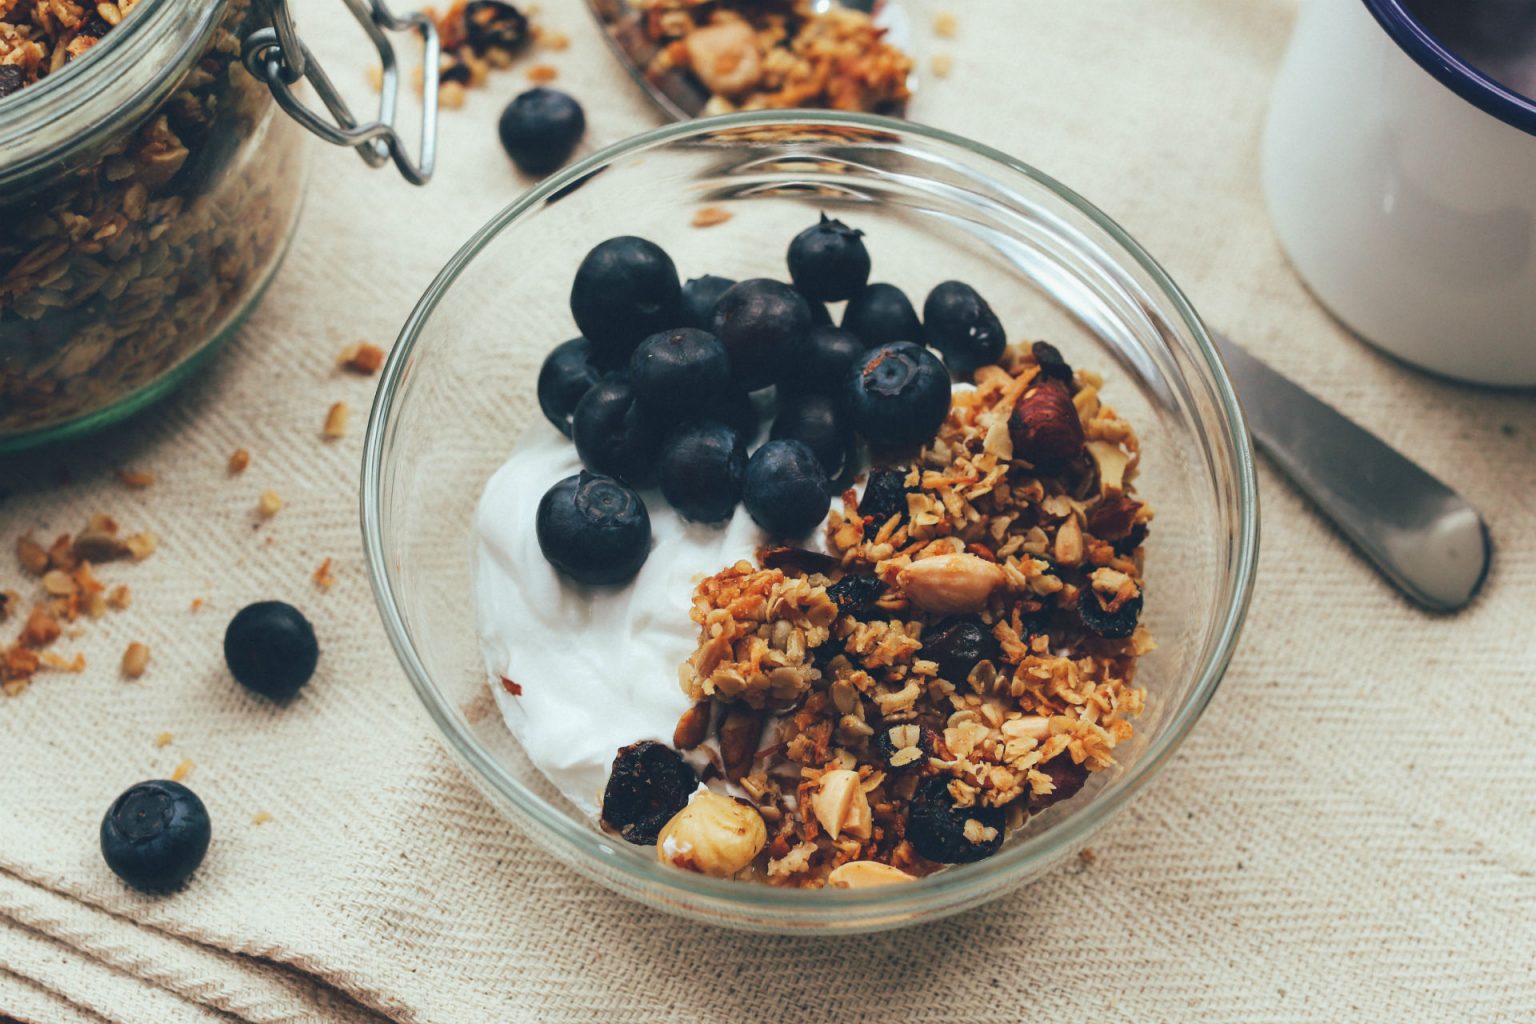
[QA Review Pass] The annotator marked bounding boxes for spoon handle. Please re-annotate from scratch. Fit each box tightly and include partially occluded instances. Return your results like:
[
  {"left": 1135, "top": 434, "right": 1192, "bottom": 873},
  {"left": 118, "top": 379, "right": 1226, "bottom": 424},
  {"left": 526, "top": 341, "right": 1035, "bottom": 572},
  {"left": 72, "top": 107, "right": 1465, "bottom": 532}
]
[{"left": 1211, "top": 331, "right": 1492, "bottom": 612}]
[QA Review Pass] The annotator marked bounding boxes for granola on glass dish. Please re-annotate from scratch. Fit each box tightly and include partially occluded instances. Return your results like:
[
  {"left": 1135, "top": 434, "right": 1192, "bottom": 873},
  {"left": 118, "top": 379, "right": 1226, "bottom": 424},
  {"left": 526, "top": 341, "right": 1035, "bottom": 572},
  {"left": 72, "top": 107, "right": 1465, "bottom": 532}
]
[
  {"left": 473, "top": 223, "right": 1151, "bottom": 889},
  {"left": 632, "top": 0, "right": 913, "bottom": 115}
]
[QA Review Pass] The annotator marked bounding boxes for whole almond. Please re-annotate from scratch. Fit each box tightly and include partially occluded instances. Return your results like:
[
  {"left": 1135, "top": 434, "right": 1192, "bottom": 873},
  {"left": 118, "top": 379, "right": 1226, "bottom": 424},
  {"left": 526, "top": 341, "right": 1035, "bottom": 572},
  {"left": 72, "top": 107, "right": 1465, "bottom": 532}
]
[
  {"left": 897, "top": 552, "right": 1005, "bottom": 615},
  {"left": 1008, "top": 378, "right": 1085, "bottom": 468},
  {"left": 718, "top": 705, "right": 763, "bottom": 782}
]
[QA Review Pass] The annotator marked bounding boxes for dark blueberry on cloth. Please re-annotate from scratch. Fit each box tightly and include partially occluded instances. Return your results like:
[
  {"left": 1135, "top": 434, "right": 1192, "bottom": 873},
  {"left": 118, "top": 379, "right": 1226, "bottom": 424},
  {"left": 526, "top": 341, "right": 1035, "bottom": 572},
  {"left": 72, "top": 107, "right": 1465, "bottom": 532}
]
[
  {"left": 224, "top": 601, "right": 318, "bottom": 700},
  {"left": 498, "top": 87, "right": 584, "bottom": 175},
  {"left": 100, "top": 781, "right": 211, "bottom": 892}
]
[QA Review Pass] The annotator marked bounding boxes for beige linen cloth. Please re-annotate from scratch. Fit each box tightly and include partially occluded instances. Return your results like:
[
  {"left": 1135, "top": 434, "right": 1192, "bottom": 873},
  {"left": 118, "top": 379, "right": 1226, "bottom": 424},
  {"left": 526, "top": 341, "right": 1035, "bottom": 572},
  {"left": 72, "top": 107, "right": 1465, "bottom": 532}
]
[{"left": 2, "top": 0, "right": 1534, "bottom": 1020}]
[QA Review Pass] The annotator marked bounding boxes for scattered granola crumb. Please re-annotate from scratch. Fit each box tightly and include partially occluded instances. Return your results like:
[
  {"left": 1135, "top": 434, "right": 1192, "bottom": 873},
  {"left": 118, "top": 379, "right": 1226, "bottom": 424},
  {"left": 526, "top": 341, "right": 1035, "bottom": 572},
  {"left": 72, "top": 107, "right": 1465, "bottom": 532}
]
[
  {"left": 2, "top": 678, "right": 29, "bottom": 697},
  {"left": 20, "top": 605, "right": 61, "bottom": 648},
  {"left": 0, "top": 590, "right": 16, "bottom": 623},
  {"left": 41, "top": 569, "right": 76, "bottom": 597},
  {"left": 526, "top": 62, "right": 558, "bottom": 83},
  {"left": 1079, "top": 847, "right": 1097, "bottom": 865},
  {"left": 190, "top": 597, "right": 204, "bottom": 613},
  {"left": 154, "top": 732, "right": 174, "bottom": 749},
  {"left": 931, "top": 54, "right": 953, "bottom": 79},
  {"left": 933, "top": 11, "right": 958, "bottom": 37},
  {"left": 691, "top": 206, "right": 733, "bottom": 229},
  {"left": 338, "top": 342, "right": 386, "bottom": 375},
  {"left": 258, "top": 490, "right": 283, "bottom": 519},
  {"left": 366, "top": 65, "right": 384, "bottom": 92},
  {"left": 170, "top": 758, "right": 193, "bottom": 782},
  {"left": 251, "top": 810, "right": 273, "bottom": 826},
  {"left": 108, "top": 585, "right": 131, "bottom": 610},
  {"left": 500, "top": 676, "right": 523, "bottom": 696},
  {"left": 16, "top": 536, "right": 48, "bottom": 575},
  {"left": 313, "top": 558, "right": 336, "bottom": 590},
  {"left": 122, "top": 642, "right": 150, "bottom": 679},
  {"left": 323, "top": 401, "right": 349, "bottom": 439},
  {"left": 124, "top": 532, "right": 157, "bottom": 560},
  {"left": 539, "top": 28, "right": 569, "bottom": 50},
  {"left": 440, "top": 79, "right": 466, "bottom": 109},
  {"left": 40, "top": 651, "right": 86, "bottom": 672},
  {"left": 115, "top": 468, "right": 155, "bottom": 489},
  {"left": 229, "top": 448, "right": 251, "bottom": 475}
]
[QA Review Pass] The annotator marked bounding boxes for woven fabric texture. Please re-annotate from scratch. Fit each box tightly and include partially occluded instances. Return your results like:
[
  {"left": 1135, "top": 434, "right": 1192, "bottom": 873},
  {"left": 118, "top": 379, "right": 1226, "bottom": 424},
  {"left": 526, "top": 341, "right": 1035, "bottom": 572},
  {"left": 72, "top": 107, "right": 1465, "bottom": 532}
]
[{"left": 2, "top": 0, "right": 1534, "bottom": 1021}]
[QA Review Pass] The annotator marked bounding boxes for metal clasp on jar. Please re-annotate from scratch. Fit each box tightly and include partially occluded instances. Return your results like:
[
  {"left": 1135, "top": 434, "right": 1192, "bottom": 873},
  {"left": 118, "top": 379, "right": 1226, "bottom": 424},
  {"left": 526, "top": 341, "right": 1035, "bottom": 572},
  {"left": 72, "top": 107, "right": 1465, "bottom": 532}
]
[{"left": 242, "top": 0, "right": 440, "bottom": 184}]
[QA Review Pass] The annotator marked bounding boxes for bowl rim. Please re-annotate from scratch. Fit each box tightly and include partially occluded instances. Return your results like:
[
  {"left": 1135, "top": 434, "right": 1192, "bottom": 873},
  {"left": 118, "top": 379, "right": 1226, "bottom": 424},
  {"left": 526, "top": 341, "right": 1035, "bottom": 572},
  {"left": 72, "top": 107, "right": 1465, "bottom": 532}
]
[{"left": 361, "top": 109, "right": 1260, "bottom": 924}]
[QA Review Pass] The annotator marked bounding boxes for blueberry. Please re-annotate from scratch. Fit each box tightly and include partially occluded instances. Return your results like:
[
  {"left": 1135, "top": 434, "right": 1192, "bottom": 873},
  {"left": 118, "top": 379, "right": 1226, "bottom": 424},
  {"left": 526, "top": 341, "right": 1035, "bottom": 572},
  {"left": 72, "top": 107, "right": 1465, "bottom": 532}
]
[
  {"left": 826, "top": 573, "right": 885, "bottom": 616},
  {"left": 658, "top": 421, "right": 747, "bottom": 523},
  {"left": 498, "top": 87, "right": 585, "bottom": 175},
  {"left": 1026, "top": 756, "right": 1090, "bottom": 813},
  {"left": 787, "top": 214, "right": 870, "bottom": 302},
  {"left": 923, "top": 281, "right": 1007, "bottom": 374},
  {"left": 1077, "top": 587, "right": 1142, "bottom": 639},
  {"left": 224, "top": 601, "right": 318, "bottom": 700},
  {"left": 707, "top": 385, "right": 763, "bottom": 438},
  {"left": 571, "top": 377, "right": 663, "bottom": 485},
  {"left": 858, "top": 466, "right": 909, "bottom": 537},
  {"left": 601, "top": 740, "right": 697, "bottom": 845},
  {"left": 805, "top": 295, "right": 833, "bottom": 326},
  {"left": 842, "top": 282, "right": 922, "bottom": 347},
  {"left": 742, "top": 439, "right": 831, "bottom": 538},
  {"left": 906, "top": 775, "right": 1005, "bottom": 864},
  {"left": 1032, "top": 340, "right": 1075, "bottom": 384},
  {"left": 536, "top": 472, "right": 651, "bottom": 585},
  {"left": 781, "top": 326, "right": 865, "bottom": 396},
  {"left": 771, "top": 392, "right": 845, "bottom": 476},
  {"left": 629, "top": 328, "right": 732, "bottom": 420},
  {"left": 570, "top": 236, "right": 682, "bottom": 361},
  {"left": 680, "top": 275, "right": 736, "bottom": 330},
  {"left": 537, "top": 337, "right": 603, "bottom": 437},
  {"left": 845, "top": 341, "right": 951, "bottom": 451},
  {"left": 709, "top": 278, "right": 813, "bottom": 391},
  {"left": 100, "top": 780, "right": 211, "bottom": 891},
  {"left": 921, "top": 618, "right": 1001, "bottom": 685}
]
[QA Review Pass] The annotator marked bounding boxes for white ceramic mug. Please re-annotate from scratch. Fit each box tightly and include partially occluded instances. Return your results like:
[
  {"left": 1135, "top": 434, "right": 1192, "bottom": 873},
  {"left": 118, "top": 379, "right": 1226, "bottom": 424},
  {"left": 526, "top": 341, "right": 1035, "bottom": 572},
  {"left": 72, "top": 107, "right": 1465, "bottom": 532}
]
[{"left": 1263, "top": 0, "right": 1536, "bottom": 386}]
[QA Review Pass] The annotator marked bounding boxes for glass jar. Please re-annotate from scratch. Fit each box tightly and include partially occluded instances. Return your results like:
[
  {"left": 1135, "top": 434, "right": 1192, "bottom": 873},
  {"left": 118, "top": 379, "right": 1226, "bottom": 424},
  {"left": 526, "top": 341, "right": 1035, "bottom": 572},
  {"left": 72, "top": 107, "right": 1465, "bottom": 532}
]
[{"left": 0, "top": 0, "right": 439, "bottom": 450}]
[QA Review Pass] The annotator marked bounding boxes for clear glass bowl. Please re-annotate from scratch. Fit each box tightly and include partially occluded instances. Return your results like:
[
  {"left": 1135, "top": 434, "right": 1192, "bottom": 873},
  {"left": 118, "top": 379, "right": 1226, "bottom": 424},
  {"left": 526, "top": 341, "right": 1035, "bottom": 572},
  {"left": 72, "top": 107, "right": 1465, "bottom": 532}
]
[{"left": 362, "top": 111, "right": 1259, "bottom": 933}]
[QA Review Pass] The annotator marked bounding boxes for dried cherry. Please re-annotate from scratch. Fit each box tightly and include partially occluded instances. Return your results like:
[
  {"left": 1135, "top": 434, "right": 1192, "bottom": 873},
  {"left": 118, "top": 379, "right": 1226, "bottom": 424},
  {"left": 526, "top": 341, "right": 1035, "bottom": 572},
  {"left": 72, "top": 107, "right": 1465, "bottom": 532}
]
[{"left": 600, "top": 741, "right": 697, "bottom": 845}]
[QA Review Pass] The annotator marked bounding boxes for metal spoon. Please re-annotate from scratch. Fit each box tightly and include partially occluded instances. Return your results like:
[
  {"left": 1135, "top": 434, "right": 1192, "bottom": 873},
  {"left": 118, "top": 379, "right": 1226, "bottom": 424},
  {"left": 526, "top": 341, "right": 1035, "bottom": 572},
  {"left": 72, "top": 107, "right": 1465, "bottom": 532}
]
[
  {"left": 585, "top": 0, "right": 912, "bottom": 121},
  {"left": 1212, "top": 331, "right": 1492, "bottom": 612}
]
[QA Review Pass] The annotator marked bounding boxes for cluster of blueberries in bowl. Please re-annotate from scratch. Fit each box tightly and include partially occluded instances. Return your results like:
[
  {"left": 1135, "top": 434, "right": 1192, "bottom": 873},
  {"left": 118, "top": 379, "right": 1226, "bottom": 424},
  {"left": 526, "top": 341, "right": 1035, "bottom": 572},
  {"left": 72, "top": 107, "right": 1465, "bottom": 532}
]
[{"left": 534, "top": 214, "right": 1009, "bottom": 586}]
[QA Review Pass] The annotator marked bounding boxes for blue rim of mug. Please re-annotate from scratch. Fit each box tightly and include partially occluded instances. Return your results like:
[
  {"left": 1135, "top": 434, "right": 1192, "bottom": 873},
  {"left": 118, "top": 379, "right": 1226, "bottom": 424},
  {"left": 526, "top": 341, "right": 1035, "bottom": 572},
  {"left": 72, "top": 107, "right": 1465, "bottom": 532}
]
[{"left": 1362, "top": 0, "right": 1536, "bottom": 136}]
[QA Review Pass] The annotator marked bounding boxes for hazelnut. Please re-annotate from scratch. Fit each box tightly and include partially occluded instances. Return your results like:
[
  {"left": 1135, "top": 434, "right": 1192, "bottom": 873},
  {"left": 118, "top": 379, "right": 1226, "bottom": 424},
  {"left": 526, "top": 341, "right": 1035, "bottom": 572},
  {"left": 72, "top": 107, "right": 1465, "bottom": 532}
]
[
  {"left": 827, "top": 860, "right": 918, "bottom": 888},
  {"left": 897, "top": 553, "right": 1005, "bottom": 615},
  {"left": 1008, "top": 378, "right": 1084, "bottom": 468},
  {"left": 656, "top": 792, "right": 766, "bottom": 878},
  {"left": 684, "top": 21, "right": 762, "bottom": 97}
]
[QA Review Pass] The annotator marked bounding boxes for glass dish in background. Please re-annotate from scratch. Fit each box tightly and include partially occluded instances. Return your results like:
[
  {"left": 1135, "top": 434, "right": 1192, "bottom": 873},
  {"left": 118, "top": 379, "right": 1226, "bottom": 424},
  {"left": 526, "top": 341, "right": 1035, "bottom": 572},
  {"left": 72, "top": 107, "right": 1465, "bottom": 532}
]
[{"left": 362, "top": 111, "right": 1259, "bottom": 933}]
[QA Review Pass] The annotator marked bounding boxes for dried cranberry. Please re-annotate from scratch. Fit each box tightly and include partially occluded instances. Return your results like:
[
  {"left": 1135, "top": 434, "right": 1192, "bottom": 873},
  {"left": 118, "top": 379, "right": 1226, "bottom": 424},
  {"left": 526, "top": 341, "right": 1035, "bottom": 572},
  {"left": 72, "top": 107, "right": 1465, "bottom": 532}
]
[
  {"left": 920, "top": 618, "right": 999, "bottom": 684},
  {"left": 827, "top": 574, "right": 884, "bottom": 616},
  {"left": 905, "top": 775, "right": 1005, "bottom": 864},
  {"left": 1032, "top": 341, "right": 1074, "bottom": 384},
  {"left": 1077, "top": 587, "right": 1142, "bottom": 639},
  {"left": 859, "top": 467, "right": 909, "bottom": 538},
  {"left": 600, "top": 741, "right": 697, "bottom": 845},
  {"left": 464, "top": 0, "right": 529, "bottom": 52},
  {"left": 1026, "top": 756, "right": 1089, "bottom": 813},
  {"left": 0, "top": 66, "right": 23, "bottom": 99}
]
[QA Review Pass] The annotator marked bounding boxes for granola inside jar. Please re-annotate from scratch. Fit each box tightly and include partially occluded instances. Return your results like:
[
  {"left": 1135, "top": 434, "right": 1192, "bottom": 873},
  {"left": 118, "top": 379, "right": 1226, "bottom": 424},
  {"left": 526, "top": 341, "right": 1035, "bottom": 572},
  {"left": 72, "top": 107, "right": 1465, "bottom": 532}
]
[{"left": 0, "top": 0, "right": 306, "bottom": 448}]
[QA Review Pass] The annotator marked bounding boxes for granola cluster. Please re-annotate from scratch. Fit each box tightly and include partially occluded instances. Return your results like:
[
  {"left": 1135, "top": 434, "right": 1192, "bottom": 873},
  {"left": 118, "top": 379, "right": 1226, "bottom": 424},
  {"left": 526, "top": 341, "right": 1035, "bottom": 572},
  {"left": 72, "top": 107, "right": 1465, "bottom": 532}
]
[
  {"left": 671, "top": 344, "right": 1154, "bottom": 886},
  {"left": 634, "top": 0, "right": 913, "bottom": 114},
  {"left": 0, "top": 0, "right": 141, "bottom": 95},
  {"left": 0, "top": 0, "right": 305, "bottom": 439}
]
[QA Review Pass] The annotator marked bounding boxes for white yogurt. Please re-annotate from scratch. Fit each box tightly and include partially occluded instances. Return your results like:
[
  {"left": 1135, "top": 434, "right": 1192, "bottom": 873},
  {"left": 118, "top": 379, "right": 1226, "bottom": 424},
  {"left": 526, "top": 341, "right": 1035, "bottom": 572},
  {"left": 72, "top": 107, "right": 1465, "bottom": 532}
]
[{"left": 473, "top": 422, "right": 825, "bottom": 820}]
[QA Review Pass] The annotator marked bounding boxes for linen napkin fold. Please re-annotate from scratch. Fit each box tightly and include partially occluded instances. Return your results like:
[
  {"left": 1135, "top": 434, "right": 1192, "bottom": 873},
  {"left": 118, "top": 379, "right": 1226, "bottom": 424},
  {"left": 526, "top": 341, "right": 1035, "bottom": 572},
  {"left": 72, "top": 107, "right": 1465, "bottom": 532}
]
[{"left": 4, "top": 0, "right": 1535, "bottom": 1021}]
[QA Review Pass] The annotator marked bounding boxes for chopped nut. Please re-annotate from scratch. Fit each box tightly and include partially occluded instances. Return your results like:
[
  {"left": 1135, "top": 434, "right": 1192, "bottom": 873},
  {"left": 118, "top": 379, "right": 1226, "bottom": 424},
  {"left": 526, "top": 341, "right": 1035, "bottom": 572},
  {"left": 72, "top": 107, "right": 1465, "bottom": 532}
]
[
  {"left": 933, "top": 11, "right": 958, "bottom": 37},
  {"left": 540, "top": 29, "right": 569, "bottom": 50},
  {"left": 691, "top": 206, "right": 733, "bottom": 229},
  {"left": 16, "top": 536, "right": 49, "bottom": 576},
  {"left": 811, "top": 768, "right": 872, "bottom": 840},
  {"left": 1053, "top": 514, "right": 1084, "bottom": 567},
  {"left": 439, "top": 79, "right": 466, "bottom": 109},
  {"left": 1087, "top": 440, "right": 1130, "bottom": 494},
  {"left": 124, "top": 532, "right": 157, "bottom": 560},
  {"left": 338, "top": 342, "right": 385, "bottom": 375},
  {"left": 897, "top": 553, "right": 1005, "bottom": 614},
  {"left": 684, "top": 20, "right": 761, "bottom": 98},
  {"left": 656, "top": 792, "right": 766, "bottom": 878},
  {"left": 827, "top": 860, "right": 917, "bottom": 888},
  {"left": 107, "top": 585, "right": 131, "bottom": 610},
  {"left": 41, "top": 569, "right": 76, "bottom": 597},
  {"left": 190, "top": 597, "right": 204, "bottom": 613},
  {"left": 122, "top": 642, "right": 150, "bottom": 678},
  {"left": 228, "top": 448, "right": 251, "bottom": 474},
  {"left": 115, "top": 468, "right": 155, "bottom": 489},
  {"left": 931, "top": 53, "right": 953, "bottom": 78},
  {"left": 154, "top": 732, "right": 173, "bottom": 749},
  {"left": 170, "top": 758, "right": 193, "bottom": 782},
  {"left": 526, "top": 63, "right": 558, "bottom": 83},
  {"left": 251, "top": 810, "right": 273, "bottom": 826},
  {"left": 718, "top": 705, "right": 763, "bottom": 782},
  {"left": 20, "top": 606, "right": 60, "bottom": 648},
  {"left": 323, "top": 401, "right": 349, "bottom": 439},
  {"left": 258, "top": 490, "right": 283, "bottom": 519},
  {"left": 313, "top": 558, "right": 335, "bottom": 590}
]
